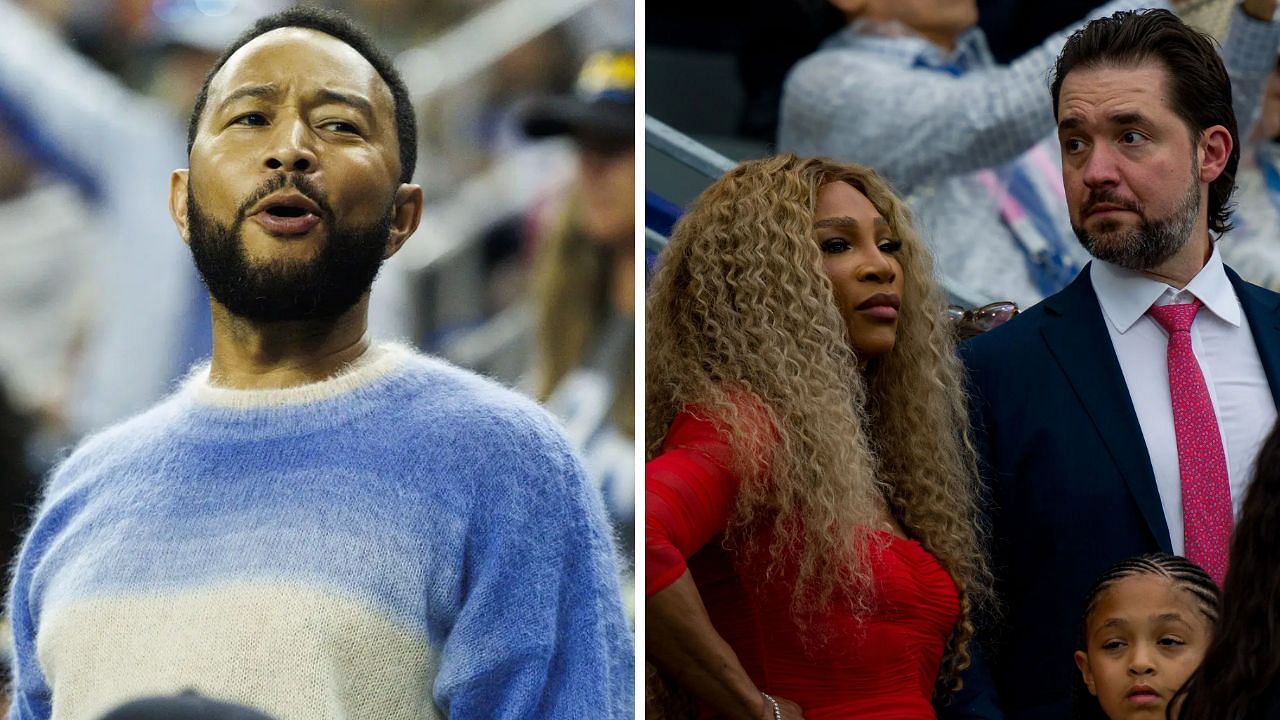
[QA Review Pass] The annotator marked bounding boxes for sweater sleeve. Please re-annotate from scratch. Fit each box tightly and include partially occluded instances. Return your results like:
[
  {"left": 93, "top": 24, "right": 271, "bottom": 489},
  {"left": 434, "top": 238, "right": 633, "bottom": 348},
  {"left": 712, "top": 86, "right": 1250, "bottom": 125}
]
[
  {"left": 6, "top": 466, "right": 67, "bottom": 720},
  {"left": 431, "top": 417, "right": 632, "bottom": 720},
  {"left": 7, "top": 540, "right": 53, "bottom": 720},
  {"left": 645, "top": 408, "right": 751, "bottom": 597}
]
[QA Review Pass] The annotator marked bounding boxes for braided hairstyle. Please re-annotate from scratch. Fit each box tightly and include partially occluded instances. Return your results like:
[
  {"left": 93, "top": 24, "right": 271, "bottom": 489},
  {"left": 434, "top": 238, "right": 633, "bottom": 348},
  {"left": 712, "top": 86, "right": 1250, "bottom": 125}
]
[
  {"left": 1173, "top": 421, "right": 1280, "bottom": 720},
  {"left": 1071, "top": 553, "right": 1219, "bottom": 720}
]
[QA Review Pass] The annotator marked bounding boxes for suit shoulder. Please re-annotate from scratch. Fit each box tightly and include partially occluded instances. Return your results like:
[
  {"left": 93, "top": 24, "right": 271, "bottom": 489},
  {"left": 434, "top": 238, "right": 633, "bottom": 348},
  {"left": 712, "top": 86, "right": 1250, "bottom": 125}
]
[{"left": 960, "top": 301, "right": 1054, "bottom": 367}]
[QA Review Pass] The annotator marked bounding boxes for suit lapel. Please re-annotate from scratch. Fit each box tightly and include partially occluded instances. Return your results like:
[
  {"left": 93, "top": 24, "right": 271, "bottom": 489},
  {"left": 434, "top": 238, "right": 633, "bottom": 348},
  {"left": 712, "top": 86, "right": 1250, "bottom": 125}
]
[
  {"left": 1038, "top": 266, "right": 1173, "bottom": 552},
  {"left": 1228, "top": 266, "right": 1280, "bottom": 409}
]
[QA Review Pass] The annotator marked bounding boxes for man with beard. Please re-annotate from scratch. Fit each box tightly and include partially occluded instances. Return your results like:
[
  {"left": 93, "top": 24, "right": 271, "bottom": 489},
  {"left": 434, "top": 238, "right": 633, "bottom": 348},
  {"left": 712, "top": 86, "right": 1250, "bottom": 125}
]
[
  {"left": 953, "top": 9, "right": 1280, "bottom": 720},
  {"left": 4, "top": 8, "right": 632, "bottom": 720}
]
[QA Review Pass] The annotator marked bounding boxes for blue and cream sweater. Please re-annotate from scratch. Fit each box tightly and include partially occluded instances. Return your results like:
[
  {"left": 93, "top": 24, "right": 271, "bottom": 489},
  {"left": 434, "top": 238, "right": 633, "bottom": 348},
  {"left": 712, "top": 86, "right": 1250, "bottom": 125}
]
[{"left": 6, "top": 344, "right": 633, "bottom": 720}]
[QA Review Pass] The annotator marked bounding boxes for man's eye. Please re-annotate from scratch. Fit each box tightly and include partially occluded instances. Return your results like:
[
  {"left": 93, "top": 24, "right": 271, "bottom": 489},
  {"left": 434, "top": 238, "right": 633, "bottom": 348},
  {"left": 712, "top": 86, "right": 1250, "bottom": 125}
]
[
  {"left": 323, "top": 120, "right": 360, "bottom": 134},
  {"left": 232, "top": 113, "right": 268, "bottom": 126},
  {"left": 1120, "top": 131, "right": 1146, "bottom": 145},
  {"left": 1063, "top": 138, "right": 1085, "bottom": 154},
  {"left": 820, "top": 238, "right": 851, "bottom": 254}
]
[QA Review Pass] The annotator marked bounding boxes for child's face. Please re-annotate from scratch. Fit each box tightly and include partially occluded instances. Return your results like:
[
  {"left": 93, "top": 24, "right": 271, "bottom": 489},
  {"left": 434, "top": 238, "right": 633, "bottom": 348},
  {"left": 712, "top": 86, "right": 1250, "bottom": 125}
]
[{"left": 1074, "top": 574, "right": 1211, "bottom": 720}]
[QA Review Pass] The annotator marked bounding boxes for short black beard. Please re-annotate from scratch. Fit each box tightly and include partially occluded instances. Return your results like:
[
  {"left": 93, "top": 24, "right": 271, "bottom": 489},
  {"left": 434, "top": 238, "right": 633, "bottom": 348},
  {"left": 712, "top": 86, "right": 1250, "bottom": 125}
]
[
  {"left": 1071, "top": 161, "right": 1201, "bottom": 272},
  {"left": 186, "top": 174, "right": 392, "bottom": 323}
]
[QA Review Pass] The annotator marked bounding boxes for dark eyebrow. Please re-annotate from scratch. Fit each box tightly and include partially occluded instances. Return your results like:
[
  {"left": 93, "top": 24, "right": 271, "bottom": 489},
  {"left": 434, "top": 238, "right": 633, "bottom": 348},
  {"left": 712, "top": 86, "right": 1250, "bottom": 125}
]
[
  {"left": 315, "top": 88, "right": 374, "bottom": 118},
  {"left": 214, "top": 85, "right": 374, "bottom": 119},
  {"left": 1058, "top": 111, "right": 1151, "bottom": 134},
  {"left": 814, "top": 216, "right": 889, "bottom": 229},
  {"left": 1111, "top": 111, "right": 1150, "bottom": 127},
  {"left": 216, "top": 83, "right": 279, "bottom": 115}
]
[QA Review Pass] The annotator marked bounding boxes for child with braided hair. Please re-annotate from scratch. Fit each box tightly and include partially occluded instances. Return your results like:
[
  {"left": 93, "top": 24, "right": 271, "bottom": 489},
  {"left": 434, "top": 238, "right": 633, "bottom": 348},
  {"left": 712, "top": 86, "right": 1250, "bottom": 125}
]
[{"left": 1071, "top": 554, "right": 1219, "bottom": 720}]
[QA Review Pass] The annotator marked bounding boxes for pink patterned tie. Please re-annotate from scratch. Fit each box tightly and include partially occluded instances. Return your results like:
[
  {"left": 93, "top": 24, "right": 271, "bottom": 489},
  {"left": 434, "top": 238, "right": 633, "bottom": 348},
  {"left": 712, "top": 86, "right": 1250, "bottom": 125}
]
[{"left": 1147, "top": 299, "right": 1233, "bottom": 585}]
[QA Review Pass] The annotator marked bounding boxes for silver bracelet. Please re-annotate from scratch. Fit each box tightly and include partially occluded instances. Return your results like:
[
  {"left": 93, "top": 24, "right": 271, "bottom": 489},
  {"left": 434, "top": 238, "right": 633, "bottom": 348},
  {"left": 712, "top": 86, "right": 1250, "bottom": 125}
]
[{"left": 761, "top": 692, "right": 782, "bottom": 720}]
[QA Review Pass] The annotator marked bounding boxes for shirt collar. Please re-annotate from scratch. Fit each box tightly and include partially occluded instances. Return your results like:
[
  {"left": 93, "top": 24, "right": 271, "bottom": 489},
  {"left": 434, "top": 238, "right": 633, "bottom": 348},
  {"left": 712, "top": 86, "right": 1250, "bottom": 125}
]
[
  {"left": 1092, "top": 243, "right": 1241, "bottom": 333},
  {"left": 830, "top": 21, "right": 990, "bottom": 71}
]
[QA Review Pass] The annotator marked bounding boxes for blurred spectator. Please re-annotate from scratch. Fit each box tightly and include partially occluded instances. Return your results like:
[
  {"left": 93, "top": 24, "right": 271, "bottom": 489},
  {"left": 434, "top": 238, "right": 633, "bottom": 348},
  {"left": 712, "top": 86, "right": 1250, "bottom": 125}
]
[
  {"left": 522, "top": 48, "right": 635, "bottom": 552},
  {"left": 1223, "top": 55, "right": 1280, "bottom": 290},
  {"left": 0, "top": 119, "right": 95, "bottom": 449},
  {"left": 779, "top": 0, "right": 1280, "bottom": 308}
]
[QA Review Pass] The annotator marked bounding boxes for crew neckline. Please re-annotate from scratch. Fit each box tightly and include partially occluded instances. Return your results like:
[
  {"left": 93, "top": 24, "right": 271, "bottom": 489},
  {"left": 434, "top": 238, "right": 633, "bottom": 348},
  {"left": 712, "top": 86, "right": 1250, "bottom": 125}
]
[{"left": 187, "top": 343, "right": 414, "bottom": 411}]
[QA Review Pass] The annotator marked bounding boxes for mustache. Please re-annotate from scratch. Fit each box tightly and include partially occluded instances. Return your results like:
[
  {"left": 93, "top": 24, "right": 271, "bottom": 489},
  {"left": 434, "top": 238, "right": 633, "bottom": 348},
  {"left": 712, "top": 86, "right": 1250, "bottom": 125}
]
[
  {"left": 1083, "top": 188, "right": 1141, "bottom": 215},
  {"left": 236, "top": 173, "right": 334, "bottom": 221}
]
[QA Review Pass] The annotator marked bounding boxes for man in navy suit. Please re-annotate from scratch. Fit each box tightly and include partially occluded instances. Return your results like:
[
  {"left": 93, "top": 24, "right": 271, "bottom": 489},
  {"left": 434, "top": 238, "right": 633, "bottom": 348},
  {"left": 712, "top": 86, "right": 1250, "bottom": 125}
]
[{"left": 950, "top": 8, "right": 1280, "bottom": 720}]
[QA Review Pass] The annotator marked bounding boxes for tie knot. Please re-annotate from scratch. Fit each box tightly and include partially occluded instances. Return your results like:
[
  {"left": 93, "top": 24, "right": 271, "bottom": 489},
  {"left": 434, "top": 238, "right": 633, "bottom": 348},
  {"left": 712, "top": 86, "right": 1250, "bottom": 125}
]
[{"left": 1147, "top": 298, "right": 1203, "bottom": 334}]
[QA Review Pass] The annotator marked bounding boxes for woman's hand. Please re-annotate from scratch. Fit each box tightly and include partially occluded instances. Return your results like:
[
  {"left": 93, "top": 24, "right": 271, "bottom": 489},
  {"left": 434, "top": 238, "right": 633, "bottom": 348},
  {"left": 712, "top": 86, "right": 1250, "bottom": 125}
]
[
  {"left": 649, "top": 572, "right": 783, "bottom": 720},
  {"left": 757, "top": 692, "right": 806, "bottom": 719}
]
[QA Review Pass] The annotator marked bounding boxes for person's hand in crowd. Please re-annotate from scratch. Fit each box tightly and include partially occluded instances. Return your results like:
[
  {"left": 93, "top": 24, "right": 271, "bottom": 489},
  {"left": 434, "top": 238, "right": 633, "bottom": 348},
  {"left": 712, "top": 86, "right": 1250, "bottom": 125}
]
[
  {"left": 1243, "top": 0, "right": 1279, "bottom": 22},
  {"left": 758, "top": 693, "right": 806, "bottom": 719}
]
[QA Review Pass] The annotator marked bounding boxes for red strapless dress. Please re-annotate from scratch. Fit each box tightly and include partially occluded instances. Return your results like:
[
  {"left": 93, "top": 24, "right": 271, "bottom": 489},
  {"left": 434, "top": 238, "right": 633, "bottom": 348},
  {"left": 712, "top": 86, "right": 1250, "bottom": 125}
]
[{"left": 647, "top": 409, "right": 960, "bottom": 719}]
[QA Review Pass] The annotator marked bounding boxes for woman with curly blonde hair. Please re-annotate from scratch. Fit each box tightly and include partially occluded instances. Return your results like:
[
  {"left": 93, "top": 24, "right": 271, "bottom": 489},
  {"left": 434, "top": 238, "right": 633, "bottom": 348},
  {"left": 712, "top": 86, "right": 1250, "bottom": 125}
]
[{"left": 646, "top": 155, "right": 991, "bottom": 719}]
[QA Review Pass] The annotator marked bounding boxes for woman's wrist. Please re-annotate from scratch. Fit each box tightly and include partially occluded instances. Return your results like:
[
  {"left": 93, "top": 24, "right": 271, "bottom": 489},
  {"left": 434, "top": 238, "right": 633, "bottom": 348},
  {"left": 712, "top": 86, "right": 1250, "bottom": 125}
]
[{"left": 759, "top": 692, "right": 782, "bottom": 720}]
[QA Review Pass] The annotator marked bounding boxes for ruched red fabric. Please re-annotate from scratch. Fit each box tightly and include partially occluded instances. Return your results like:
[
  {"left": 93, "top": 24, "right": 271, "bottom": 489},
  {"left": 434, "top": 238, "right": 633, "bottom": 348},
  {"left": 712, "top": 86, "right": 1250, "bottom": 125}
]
[{"left": 647, "top": 409, "right": 960, "bottom": 719}]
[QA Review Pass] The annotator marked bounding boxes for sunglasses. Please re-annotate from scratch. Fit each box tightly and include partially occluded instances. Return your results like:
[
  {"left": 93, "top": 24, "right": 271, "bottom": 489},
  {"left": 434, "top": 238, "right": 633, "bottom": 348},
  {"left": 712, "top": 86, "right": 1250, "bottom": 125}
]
[{"left": 945, "top": 301, "right": 1019, "bottom": 340}]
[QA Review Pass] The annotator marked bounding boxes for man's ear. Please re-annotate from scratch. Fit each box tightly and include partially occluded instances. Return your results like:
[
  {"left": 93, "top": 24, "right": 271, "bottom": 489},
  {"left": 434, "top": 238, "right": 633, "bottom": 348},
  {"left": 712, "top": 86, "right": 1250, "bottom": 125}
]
[
  {"left": 170, "top": 169, "right": 191, "bottom": 246},
  {"left": 384, "top": 183, "right": 424, "bottom": 260},
  {"left": 1198, "top": 124, "right": 1233, "bottom": 184},
  {"left": 1074, "top": 651, "right": 1097, "bottom": 696}
]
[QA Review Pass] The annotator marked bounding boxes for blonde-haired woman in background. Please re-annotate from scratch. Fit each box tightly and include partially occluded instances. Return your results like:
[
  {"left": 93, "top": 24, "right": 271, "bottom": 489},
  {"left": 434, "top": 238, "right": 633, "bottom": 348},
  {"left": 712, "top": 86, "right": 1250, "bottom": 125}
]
[
  {"left": 523, "top": 49, "right": 635, "bottom": 568},
  {"left": 646, "top": 155, "right": 990, "bottom": 719}
]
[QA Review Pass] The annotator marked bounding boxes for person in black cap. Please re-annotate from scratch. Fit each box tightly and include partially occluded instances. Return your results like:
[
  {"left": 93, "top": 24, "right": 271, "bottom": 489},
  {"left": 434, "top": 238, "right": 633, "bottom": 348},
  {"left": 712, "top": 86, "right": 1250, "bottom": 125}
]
[{"left": 522, "top": 48, "right": 636, "bottom": 591}]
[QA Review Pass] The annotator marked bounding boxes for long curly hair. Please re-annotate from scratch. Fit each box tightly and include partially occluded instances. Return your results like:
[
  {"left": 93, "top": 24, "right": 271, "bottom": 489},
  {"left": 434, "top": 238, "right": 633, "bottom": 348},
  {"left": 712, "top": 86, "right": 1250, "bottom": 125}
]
[
  {"left": 1172, "top": 422, "right": 1280, "bottom": 720},
  {"left": 646, "top": 155, "right": 991, "bottom": 692}
]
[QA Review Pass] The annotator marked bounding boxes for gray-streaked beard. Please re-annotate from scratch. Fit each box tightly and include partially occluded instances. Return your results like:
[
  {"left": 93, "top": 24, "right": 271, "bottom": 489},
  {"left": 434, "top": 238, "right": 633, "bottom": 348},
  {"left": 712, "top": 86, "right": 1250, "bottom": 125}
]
[{"left": 1072, "top": 169, "right": 1201, "bottom": 272}]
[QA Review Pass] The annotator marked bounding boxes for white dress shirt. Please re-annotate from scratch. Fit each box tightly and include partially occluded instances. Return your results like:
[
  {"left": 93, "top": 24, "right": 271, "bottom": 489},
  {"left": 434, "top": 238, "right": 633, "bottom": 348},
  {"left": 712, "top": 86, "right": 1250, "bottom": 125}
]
[{"left": 1092, "top": 246, "right": 1278, "bottom": 554}]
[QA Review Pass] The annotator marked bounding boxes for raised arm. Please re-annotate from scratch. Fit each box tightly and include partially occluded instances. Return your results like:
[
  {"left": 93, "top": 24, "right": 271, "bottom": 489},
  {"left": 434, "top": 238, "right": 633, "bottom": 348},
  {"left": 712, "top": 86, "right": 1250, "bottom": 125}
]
[
  {"left": 778, "top": 0, "right": 1168, "bottom": 193},
  {"left": 1225, "top": 0, "right": 1280, "bottom": 140},
  {"left": 0, "top": 0, "right": 173, "bottom": 184},
  {"left": 646, "top": 410, "right": 804, "bottom": 720}
]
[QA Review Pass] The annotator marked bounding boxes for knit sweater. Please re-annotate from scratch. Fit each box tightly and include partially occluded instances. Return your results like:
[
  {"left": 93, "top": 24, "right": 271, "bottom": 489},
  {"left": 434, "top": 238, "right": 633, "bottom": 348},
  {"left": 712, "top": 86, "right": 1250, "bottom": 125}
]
[{"left": 6, "top": 344, "right": 633, "bottom": 720}]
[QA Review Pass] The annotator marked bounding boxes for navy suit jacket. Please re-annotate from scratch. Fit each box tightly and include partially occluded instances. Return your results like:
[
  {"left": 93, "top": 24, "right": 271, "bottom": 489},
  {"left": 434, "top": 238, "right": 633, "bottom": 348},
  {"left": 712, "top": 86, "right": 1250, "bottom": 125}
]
[{"left": 942, "top": 263, "right": 1280, "bottom": 720}]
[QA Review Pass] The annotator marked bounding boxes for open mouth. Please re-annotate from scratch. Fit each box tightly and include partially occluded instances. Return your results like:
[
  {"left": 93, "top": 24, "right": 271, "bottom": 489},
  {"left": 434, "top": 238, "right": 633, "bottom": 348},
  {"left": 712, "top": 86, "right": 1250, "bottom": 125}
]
[{"left": 252, "top": 204, "right": 322, "bottom": 236}]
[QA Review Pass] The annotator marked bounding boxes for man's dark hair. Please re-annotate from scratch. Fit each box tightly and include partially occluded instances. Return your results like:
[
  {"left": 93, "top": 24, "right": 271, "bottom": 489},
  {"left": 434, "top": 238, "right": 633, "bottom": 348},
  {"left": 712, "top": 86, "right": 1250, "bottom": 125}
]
[
  {"left": 186, "top": 5, "right": 417, "bottom": 185},
  {"left": 1049, "top": 9, "right": 1237, "bottom": 235}
]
